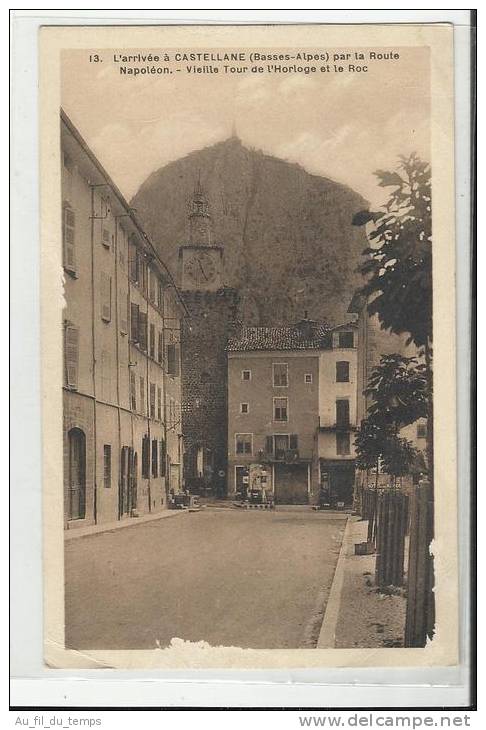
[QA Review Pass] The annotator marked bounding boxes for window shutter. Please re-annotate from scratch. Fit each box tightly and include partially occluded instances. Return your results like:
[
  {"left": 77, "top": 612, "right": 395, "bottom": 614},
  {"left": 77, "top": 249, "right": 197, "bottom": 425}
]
[
  {"left": 120, "top": 291, "right": 128, "bottom": 334},
  {"left": 149, "top": 323, "right": 155, "bottom": 358},
  {"left": 130, "top": 371, "right": 137, "bottom": 411},
  {"left": 336, "top": 399, "right": 350, "bottom": 428},
  {"left": 265, "top": 435, "right": 274, "bottom": 454},
  {"left": 158, "top": 332, "right": 163, "bottom": 363},
  {"left": 142, "top": 435, "right": 150, "bottom": 479},
  {"left": 336, "top": 361, "right": 350, "bottom": 382},
  {"left": 63, "top": 206, "right": 76, "bottom": 272},
  {"left": 289, "top": 434, "right": 298, "bottom": 450},
  {"left": 130, "top": 303, "right": 139, "bottom": 342},
  {"left": 157, "top": 387, "right": 162, "bottom": 420},
  {"left": 129, "top": 243, "right": 138, "bottom": 282},
  {"left": 101, "top": 272, "right": 112, "bottom": 322},
  {"left": 160, "top": 439, "right": 166, "bottom": 477},
  {"left": 149, "top": 382, "right": 156, "bottom": 418},
  {"left": 152, "top": 439, "right": 158, "bottom": 477},
  {"left": 102, "top": 227, "right": 111, "bottom": 248},
  {"left": 64, "top": 324, "right": 79, "bottom": 388},
  {"left": 139, "top": 311, "right": 148, "bottom": 350},
  {"left": 167, "top": 344, "right": 175, "bottom": 375},
  {"left": 149, "top": 270, "right": 155, "bottom": 302},
  {"left": 139, "top": 377, "right": 145, "bottom": 414}
]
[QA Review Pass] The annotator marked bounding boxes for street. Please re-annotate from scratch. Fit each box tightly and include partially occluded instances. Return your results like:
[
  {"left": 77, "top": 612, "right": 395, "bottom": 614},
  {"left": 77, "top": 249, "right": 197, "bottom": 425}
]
[{"left": 65, "top": 509, "right": 346, "bottom": 650}]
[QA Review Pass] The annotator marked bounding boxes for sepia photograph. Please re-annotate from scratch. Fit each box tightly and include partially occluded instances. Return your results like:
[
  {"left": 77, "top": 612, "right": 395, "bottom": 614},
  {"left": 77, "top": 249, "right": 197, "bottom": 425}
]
[{"left": 39, "top": 22, "right": 458, "bottom": 669}]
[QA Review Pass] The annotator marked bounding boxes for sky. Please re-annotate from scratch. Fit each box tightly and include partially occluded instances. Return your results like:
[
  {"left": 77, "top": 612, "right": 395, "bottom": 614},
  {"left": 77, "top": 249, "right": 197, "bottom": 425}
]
[{"left": 62, "top": 46, "right": 430, "bottom": 207}]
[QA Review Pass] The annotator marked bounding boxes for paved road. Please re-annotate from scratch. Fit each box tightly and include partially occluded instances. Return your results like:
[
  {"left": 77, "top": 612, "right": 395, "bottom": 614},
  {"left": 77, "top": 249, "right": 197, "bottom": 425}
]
[{"left": 65, "top": 509, "right": 346, "bottom": 650}]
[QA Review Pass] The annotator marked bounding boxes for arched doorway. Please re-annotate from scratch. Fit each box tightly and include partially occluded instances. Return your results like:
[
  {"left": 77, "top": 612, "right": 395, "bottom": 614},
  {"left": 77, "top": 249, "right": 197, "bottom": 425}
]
[{"left": 68, "top": 427, "right": 86, "bottom": 520}]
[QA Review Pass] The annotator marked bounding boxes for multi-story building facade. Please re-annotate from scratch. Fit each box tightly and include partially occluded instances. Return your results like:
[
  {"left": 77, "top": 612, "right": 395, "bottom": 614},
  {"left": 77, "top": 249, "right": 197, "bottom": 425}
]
[
  {"left": 226, "top": 317, "right": 358, "bottom": 506},
  {"left": 61, "top": 110, "right": 187, "bottom": 530}
]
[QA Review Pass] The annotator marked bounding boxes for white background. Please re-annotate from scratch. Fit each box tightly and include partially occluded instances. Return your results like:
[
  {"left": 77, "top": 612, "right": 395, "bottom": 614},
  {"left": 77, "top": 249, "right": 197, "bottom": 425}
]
[{"left": 7, "top": 3, "right": 478, "bottom": 721}]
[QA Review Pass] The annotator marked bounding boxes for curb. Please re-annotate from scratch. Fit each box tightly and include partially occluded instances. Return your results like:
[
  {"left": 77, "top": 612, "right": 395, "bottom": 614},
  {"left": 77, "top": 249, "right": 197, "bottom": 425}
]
[
  {"left": 317, "top": 515, "right": 356, "bottom": 648},
  {"left": 64, "top": 508, "right": 193, "bottom": 541}
]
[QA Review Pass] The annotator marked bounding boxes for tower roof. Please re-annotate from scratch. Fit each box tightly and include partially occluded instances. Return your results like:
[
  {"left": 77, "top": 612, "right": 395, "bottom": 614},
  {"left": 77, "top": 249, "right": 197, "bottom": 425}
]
[{"left": 188, "top": 175, "right": 212, "bottom": 246}]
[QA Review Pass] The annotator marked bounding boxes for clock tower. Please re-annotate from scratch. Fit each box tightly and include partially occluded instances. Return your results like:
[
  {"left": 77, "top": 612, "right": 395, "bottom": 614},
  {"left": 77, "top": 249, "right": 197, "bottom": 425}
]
[
  {"left": 178, "top": 180, "right": 239, "bottom": 497},
  {"left": 179, "top": 180, "right": 223, "bottom": 293}
]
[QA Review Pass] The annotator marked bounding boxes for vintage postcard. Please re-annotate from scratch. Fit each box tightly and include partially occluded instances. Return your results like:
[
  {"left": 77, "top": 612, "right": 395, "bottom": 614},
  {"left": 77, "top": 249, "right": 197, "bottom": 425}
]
[{"left": 40, "top": 23, "right": 457, "bottom": 669}]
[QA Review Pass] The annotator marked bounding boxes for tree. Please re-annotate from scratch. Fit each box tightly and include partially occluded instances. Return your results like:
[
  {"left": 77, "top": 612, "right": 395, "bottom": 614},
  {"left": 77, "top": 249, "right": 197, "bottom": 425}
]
[
  {"left": 353, "top": 154, "right": 434, "bottom": 504},
  {"left": 352, "top": 154, "right": 432, "bottom": 350},
  {"left": 354, "top": 354, "right": 425, "bottom": 539},
  {"left": 381, "top": 436, "right": 419, "bottom": 485},
  {"left": 364, "top": 354, "right": 428, "bottom": 433}
]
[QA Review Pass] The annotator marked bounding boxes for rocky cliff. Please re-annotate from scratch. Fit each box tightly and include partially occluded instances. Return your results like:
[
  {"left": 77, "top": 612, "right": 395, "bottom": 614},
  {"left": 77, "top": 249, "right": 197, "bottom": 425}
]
[{"left": 131, "top": 136, "right": 368, "bottom": 327}]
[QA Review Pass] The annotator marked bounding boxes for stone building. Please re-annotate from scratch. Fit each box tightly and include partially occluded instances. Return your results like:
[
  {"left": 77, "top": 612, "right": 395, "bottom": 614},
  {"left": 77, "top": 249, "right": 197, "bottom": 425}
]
[
  {"left": 178, "top": 182, "right": 239, "bottom": 494},
  {"left": 61, "top": 110, "right": 187, "bottom": 530},
  {"left": 226, "top": 317, "right": 358, "bottom": 506}
]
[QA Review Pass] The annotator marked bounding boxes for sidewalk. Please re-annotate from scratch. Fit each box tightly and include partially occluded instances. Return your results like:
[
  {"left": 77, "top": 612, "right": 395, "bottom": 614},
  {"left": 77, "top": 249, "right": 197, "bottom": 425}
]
[
  {"left": 318, "top": 517, "right": 407, "bottom": 648},
  {"left": 64, "top": 507, "right": 194, "bottom": 541}
]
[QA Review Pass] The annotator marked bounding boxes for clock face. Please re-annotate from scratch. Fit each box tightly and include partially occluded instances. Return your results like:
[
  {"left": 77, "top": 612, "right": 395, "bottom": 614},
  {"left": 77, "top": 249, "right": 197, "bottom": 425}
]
[{"left": 184, "top": 251, "right": 219, "bottom": 286}]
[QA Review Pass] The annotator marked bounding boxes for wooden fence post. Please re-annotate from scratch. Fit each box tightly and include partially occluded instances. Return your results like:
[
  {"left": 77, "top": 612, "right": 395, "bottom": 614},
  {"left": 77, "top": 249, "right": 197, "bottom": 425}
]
[
  {"left": 404, "top": 480, "right": 435, "bottom": 647},
  {"left": 375, "top": 490, "right": 409, "bottom": 587}
]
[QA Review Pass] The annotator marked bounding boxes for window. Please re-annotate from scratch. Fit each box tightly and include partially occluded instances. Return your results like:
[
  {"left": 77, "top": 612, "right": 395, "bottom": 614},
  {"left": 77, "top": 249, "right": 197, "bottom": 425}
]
[
  {"left": 338, "top": 331, "right": 354, "bottom": 348},
  {"left": 68, "top": 428, "right": 86, "bottom": 520},
  {"left": 266, "top": 434, "right": 299, "bottom": 457},
  {"left": 336, "top": 361, "right": 350, "bottom": 383},
  {"left": 130, "top": 371, "right": 137, "bottom": 411},
  {"left": 157, "top": 279, "right": 164, "bottom": 309},
  {"left": 149, "top": 323, "right": 155, "bottom": 359},
  {"left": 64, "top": 322, "right": 79, "bottom": 389},
  {"left": 103, "top": 445, "right": 112, "bottom": 488},
  {"left": 138, "top": 311, "right": 148, "bottom": 351},
  {"left": 157, "top": 387, "right": 162, "bottom": 421},
  {"left": 273, "top": 363, "right": 288, "bottom": 387},
  {"left": 139, "top": 376, "right": 145, "bottom": 414},
  {"left": 63, "top": 204, "right": 76, "bottom": 273},
  {"left": 101, "top": 273, "right": 112, "bottom": 322},
  {"left": 130, "top": 302, "right": 139, "bottom": 343},
  {"left": 289, "top": 434, "right": 299, "bottom": 450},
  {"left": 157, "top": 332, "right": 163, "bottom": 363},
  {"left": 149, "top": 382, "right": 156, "bottom": 419},
  {"left": 129, "top": 240, "right": 139, "bottom": 283},
  {"left": 101, "top": 227, "right": 111, "bottom": 249},
  {"left": 139, "top": 256, "right": 147, "bottom": 294},
  {"left": 336, "top": 432, "right": 351, "bottom": 455},
  {"left": 167, "top": 343, "right": 180, "bottom": 376},
  {"left": 119, "top": 291, "right": 128, "bottom": 335},
  {"left": 63, "top": 152, "right": 73, "bottom": 171},
  {"left": 235, "top": 433, "right": 253, "bottom": 455},
  {"left": 152, "top": 439, "right": 158, "bottom": 478},
  {"left": 417, "top": 423, "right": 428, "bottom": 439},
  {"left": 304, "top": 373, "right": 313, "bottom": 384},
  {"left": 242, "top": 370, "right": 251, "bottom": 381},
  {"left": 159, "top": 439, "right": 166, "bottom": 477},
  {"left": 274, "top": 434, "right": 289, "bottom": 459},
  {"left": 142, "top": 435, "right": 150, "bottom": 479},
  {"left": 336, "top": 399, "right": 350, "bottom": 429},
  {"left": 149, "top": 270, "right": 156, "bottom": 303},
  {"left": 274, "top": 397, "right": 288, "bottom": 422},
  {"left": 240, "top": 403, "right": 249, "bottom": 414}
]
